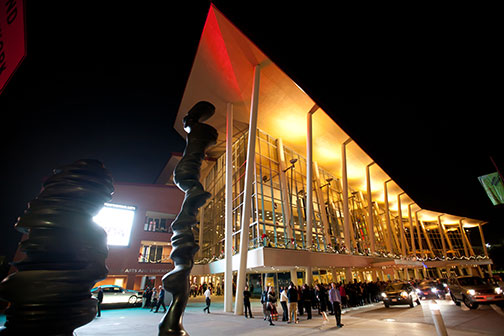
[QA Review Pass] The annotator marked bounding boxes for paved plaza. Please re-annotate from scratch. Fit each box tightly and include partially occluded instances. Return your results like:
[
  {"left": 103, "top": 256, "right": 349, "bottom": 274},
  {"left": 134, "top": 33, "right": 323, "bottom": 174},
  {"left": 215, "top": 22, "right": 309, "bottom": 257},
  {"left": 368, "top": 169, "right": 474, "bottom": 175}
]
[
  {"left": 72, "top": 296, "right": 500, "bottom": 336},
  {"left": 1, "top": 296, "right": 502, "bottom": 335}
]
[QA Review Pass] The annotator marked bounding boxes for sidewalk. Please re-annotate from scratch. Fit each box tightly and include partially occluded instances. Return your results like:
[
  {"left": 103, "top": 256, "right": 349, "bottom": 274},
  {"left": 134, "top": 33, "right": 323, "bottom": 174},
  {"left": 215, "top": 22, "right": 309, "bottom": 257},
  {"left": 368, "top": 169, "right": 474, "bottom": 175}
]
[{"left": 1, "top": 297, "right": 490, "bottom": 335}]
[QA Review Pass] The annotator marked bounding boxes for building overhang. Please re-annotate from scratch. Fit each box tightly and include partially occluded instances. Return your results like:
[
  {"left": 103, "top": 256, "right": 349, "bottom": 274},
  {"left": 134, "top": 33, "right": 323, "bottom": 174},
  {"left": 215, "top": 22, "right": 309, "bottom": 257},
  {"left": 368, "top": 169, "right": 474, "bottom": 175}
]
[
  {"left": 371, "top": 259, "right": 424, "bottom": 268},
  {"left": 424, "top": 258, "right": 493, "bottom": 268},
  {"left": 193, "top": 247, "right": 415, "bottom": 275},
  {"left": 168, "top": 5, "right": 485, "bottom": 227}
]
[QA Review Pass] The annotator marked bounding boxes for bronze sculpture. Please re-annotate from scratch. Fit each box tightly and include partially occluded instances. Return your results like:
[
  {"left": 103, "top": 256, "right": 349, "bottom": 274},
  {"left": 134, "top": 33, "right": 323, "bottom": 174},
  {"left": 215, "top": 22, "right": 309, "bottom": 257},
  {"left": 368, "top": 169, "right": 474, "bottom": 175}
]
[
  {"left": 158, "top": 101, "right": 217, "bottom": 336},
  {"left": 0, "top": 159, "right": 113, "bottom": 335}
]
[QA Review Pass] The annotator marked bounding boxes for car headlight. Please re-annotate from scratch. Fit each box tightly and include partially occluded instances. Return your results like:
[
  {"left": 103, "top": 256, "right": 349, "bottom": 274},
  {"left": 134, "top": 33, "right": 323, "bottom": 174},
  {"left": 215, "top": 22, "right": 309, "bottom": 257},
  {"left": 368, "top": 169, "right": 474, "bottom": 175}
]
[
  {"left": 400, "top": 291, "right": 408, "bottom": 299},
  {"left": 495, "top": 287, "right": 502, "bottom": 295},
  {"left": 416, "top": 288, "right": 421, "bottom": 293},
  {"left": 381, "top": 292, "right": 387, "bottom": 298},
  {"left": 443, "top": 283, "right": 447, "bottom": 288},
  {"left": 431, "top": 287, "right": 438, "bottom": 293},
  {"left": 466, "top": 289, "right": 476, "bottom": 296}
]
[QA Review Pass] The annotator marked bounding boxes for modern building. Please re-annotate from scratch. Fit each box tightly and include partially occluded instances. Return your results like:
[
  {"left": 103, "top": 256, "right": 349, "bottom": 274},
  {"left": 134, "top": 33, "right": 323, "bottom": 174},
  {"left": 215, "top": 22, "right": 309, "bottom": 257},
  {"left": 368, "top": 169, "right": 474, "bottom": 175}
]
[
  {"left": 154, "top": 4, "right": 493, "bottom": 314},
  {"left": 92, "top": 183, "right": 183, "bottom": 291},
  {"left": 8, "top": 4, "right": 492, "bottom": 314}
]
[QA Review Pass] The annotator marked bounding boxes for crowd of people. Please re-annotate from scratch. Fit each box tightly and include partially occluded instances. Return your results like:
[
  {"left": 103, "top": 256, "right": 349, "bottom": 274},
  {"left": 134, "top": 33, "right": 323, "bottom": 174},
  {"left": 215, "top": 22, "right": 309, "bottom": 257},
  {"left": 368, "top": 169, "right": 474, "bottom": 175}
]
[
  {"left": 257, "top": 279, "right": 417, "bottom": 328},
  {"left": 190, "top": 282, "right": 224, "bottom": 297},
  {"left": 142, "top": 278, "right": 431, "bottom": 327},
  {"left": 141, "top": 285, "right": 167, "bottom": 313}
]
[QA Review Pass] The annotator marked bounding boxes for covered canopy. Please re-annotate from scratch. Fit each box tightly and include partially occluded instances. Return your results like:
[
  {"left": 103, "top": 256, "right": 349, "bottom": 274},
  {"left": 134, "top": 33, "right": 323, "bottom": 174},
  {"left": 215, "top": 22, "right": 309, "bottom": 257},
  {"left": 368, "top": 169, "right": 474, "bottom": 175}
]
[{"left": 172, "top": 5, "right": 483, "bottom": 228}]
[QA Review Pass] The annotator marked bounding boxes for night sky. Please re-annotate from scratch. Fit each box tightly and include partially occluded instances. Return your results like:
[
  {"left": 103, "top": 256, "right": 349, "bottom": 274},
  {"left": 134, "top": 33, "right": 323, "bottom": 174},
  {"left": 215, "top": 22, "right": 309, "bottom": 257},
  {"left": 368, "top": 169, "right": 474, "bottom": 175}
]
[{"left": 1, "top": 2, "right": 502, "bottom": 266}]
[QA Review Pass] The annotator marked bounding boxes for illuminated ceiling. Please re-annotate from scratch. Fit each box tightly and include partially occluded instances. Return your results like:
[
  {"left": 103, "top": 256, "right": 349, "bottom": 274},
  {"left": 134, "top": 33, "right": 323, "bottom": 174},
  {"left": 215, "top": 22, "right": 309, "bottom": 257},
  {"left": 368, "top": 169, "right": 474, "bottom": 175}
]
[{"left": 173, "top": 5, "right": 483, "bottom": 228}]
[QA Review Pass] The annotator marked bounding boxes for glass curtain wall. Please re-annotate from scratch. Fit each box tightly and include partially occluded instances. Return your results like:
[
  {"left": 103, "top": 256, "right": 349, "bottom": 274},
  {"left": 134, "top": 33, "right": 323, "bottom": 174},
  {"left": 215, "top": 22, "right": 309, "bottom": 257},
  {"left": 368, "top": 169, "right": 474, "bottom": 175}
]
[
  {"left": 425, "top": 222, "right": 445, "bottom": 258},
  {"left": 198, "top": 127, "right": 419, "bottom": 259},
  {"left": 446, "top": 228, "right": 465, "bottom": 257}
]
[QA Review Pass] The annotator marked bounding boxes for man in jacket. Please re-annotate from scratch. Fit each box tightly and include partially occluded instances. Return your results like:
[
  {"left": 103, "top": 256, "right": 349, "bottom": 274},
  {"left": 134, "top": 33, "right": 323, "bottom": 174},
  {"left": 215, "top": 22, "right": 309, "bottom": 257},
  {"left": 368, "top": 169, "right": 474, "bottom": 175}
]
[
  {"left": 287, "top": 282, "right": 298, "bottom": 324},
  {"left": 301, "top": 284, "right": 312, "bottom": 320},
  {"left": 96, "top": 287, "right": 103, "bottom": 317},
  {"left": 243, "top": 285, "right": 253, "bottom": 318},
  {"left": 154, "top": 285, "right": 167, "bottom": 313},
  {"left": 329, "top": 282, "right": 343, "bottom": 328}
]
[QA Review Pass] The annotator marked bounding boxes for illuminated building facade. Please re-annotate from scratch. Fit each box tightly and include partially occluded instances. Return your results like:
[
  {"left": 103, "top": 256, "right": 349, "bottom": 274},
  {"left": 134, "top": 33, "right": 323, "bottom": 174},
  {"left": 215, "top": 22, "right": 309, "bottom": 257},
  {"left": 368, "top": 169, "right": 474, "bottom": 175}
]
[
  {"left": 158, "top": 5, "right": 494, "bottom": 314},
  {"left": 92, "top": 183, "right": 183, "bottom": 291}
]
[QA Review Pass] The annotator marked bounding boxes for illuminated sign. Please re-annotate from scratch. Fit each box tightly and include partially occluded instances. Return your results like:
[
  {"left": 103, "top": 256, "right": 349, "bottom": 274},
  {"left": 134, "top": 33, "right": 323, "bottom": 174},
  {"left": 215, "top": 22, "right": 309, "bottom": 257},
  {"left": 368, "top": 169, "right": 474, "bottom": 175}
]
[
  {"left": 93, "top": 203, "right": 136, "bottom": 246},
  {"left": 478, "top": 172, "right": 504, "bottom": 206}
]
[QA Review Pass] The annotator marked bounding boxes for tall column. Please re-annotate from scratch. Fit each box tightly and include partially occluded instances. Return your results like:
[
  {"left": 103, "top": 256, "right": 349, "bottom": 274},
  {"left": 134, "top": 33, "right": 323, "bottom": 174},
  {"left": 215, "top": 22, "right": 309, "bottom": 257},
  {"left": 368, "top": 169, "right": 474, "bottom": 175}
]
[
  {"left": 478, "top": 222, "right": 492, "bottom": 275},
  {"left": 459, "top": 219, "right": 469, "bottom": 257},
  {"left": 305, "top": 266, "right": 313, "bottom": 286},
  {"left": 235, "top": 65, "right": 261, "bottom": 315},
  {"left": 462, "top": 225, "right": 475, "bottom": 256},
  {"left": 383, "top": 179, "right": 394, "bottom": 254},
  {"left": 420, "top": 219, "right": 435, "bottom": 258},
  {"left": 442, "top": 223, "right": 455, "bottom": 255},
  {"left": 366, "top": 162, "right": 376, "bottom": 253},
  {"left": 344, "top": 267, "right": 353, "bottom": 284},
  {"left": 290, "top": 269, "right": 298, "bottom": 286},
  {"left": 341, "top": 138, "right": 353, "bottom": 253},
  {"left": 397, "top": 192, "right": 408, "bottom": 257},
  {"left": 224, "top": 103, "right": 234, "bottom": 312},
  {"left": 276, "top": 138, "right": 293, "bottom": 244},
  {"left": 415, "top": 210, "right": 424, "bottom": 257},
  {"left": 306, "top": 106, "right": 317, "bottom": 251},
  {"left": 408, "top": 203, "right": 416, "bottom": 257},
  {"left": 314, "top": 161, "right": 331, "bottom": 247},
  {"left": 437, "top": 215, "right": 447, "bottom": 259},
  {"left": 198, "top": 207, "right": 205, "bottom": 258}
]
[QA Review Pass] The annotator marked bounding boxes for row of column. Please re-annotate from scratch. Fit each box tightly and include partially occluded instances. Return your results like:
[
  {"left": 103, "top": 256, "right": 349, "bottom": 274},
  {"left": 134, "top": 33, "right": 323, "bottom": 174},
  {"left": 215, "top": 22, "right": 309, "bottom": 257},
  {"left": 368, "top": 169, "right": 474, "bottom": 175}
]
[{"left": 221, "top": 64, "right": 491, "bottom": 314}]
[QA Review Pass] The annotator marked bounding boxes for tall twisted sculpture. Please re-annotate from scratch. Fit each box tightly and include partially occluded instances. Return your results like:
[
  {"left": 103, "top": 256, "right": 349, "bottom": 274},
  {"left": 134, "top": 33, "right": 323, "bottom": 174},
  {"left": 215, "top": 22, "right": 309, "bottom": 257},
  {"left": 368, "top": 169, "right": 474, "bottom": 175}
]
[
  {"left": 159, "top": 101, "right": 217, "bottom": 336},
  {"left": 0, "top": 159, "right": 113, "bottom": 335}
]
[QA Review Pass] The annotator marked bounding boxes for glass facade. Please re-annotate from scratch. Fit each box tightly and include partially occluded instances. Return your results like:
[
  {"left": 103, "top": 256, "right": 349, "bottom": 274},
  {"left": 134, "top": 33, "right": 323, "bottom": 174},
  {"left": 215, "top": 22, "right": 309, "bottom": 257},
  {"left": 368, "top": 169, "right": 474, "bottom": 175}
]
[
  {"left": 196, "top": 128, "right": 484, "bottom": 266},
  {"left": 198, "top": 128, "right": 417, "bottom": 260}
]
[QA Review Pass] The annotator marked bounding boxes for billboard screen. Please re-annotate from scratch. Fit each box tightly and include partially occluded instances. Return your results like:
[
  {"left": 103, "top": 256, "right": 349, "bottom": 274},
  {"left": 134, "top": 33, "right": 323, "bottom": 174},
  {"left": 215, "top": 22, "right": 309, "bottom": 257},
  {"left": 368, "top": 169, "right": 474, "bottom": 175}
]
[
  {"left": 478, "top": 172, "right": 504, "bottom": 206},
  {"left": 93, "top": 203, "right": 136, "bottom": 246}
]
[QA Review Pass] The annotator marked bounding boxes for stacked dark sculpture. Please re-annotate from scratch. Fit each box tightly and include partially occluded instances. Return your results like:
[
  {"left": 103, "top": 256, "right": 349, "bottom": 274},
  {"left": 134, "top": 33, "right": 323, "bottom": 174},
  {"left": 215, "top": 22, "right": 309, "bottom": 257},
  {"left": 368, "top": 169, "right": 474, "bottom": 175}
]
[
  {"left": 159, "top": 101, "right": 217, "bottom": 336},
  {"left": 0, "top": 159, "right": 114, "bottom": 335}
]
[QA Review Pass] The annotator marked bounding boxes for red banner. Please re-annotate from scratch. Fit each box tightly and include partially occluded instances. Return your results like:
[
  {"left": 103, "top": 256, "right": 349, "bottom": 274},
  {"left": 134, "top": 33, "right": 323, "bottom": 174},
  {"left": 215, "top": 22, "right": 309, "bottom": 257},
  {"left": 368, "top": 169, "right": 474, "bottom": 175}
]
[{"left": 0, "top": 0, "right": 26, "bottom": 94}]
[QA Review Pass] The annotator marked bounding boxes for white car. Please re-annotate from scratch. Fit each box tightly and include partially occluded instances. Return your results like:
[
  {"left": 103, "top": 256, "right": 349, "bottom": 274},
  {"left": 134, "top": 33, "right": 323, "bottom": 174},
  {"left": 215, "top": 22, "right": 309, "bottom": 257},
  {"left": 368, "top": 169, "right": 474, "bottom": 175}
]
[{"left": 91, "top": 285, "right": 142, "bottom": 305}]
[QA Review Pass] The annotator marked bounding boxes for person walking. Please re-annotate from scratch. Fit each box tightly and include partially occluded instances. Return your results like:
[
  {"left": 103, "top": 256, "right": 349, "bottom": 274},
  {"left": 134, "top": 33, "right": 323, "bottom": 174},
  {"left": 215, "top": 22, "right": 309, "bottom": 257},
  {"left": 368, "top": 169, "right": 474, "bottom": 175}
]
[
  {"left": 287, "top": 282, "right": 298, "bottom": 324},
  {"left": 96, "top": 287, "right": 103, "bottom": 317},
  {"left": 329, "top": 282, "right": 343, "bottom": 328},
  {"left": 203, "top": 286, "right": 211, "bottom": 313},
  {"left": 243, "top": 285, "right": 253, "bottom": 318},
  {"left": 280, "top": 287, "right": 289, "bottom": 321},
  {"left": 150, "top": 287, "right": 158, "bottom": 312},
  {"left": 154, "top": 285, "right": 167, "bottom": 313}
]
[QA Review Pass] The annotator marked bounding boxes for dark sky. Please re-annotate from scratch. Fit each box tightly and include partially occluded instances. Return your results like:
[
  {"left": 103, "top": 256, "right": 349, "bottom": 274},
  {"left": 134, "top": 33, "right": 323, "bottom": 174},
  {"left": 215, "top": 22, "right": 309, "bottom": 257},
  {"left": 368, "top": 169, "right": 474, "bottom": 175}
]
[{"left": 1, "top": 1, "right": 502, "bottom": 262}]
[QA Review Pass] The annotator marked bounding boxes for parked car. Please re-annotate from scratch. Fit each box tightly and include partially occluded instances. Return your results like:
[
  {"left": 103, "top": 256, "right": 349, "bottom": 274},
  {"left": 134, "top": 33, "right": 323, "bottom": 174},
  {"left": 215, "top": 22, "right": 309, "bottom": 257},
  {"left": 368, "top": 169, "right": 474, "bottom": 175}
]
[
  {"left": 91, "top": 285, "right": 142, "bottom": 305},
  {"left": 448, "top": 276, "right": 504, "bottom": 309},
  {"left": 381, "top": 282, "right": 421, "bottom": 308}
]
